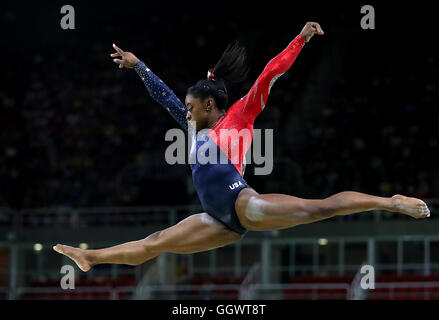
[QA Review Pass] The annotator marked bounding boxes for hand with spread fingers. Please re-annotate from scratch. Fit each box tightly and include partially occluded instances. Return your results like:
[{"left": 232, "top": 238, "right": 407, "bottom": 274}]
[{"left": 110, "top": 43, "right": 140, "bottom": 69}]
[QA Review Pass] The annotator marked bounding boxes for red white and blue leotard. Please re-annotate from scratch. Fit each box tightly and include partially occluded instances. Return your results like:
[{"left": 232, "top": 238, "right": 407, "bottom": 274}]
[{"left": 134, "top": 34, "right": 305, "bottom": 234}]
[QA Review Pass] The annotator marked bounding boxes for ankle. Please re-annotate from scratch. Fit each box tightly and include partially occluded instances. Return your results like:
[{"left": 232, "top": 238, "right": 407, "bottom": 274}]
[
  {"left": 381, "top": 195, "right": 399, "bottom": 212},
  {"left": 83, "top": 249, "right": 96, "bottom": 267}
]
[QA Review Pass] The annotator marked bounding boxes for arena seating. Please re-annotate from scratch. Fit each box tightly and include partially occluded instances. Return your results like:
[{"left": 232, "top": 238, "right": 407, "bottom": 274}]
[
  {"left": 18, "top": 273, "right": 439, "bottom": 299},
  {"left": 185, "top": 275, "right": 245, "bottom": 300},
  {"left": 20, "top": 276, "right": 135, "bottom": 300},
  {"left": 284, "top": 275, "right": 354, "bottom": 300},
  {"left": 285, "top": 273, "right": 439, "bottom": 300}
]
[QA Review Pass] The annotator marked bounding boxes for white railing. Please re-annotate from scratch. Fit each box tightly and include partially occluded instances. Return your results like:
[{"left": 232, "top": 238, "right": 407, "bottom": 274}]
[
  {"left": 0, "top": 205, "right": 203, "bottom": 229},
  {"left": 1, "top": 198, "right": 438, "bottom": 229}
]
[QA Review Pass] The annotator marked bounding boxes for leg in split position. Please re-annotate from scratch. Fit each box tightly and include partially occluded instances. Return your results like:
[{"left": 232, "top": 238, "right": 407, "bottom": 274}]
[
  {"left": 235, "top": 189, "right": 431, "bottom": 231},
  {"left": 53, "top": 213, "right": 243, "bottom": 272}
]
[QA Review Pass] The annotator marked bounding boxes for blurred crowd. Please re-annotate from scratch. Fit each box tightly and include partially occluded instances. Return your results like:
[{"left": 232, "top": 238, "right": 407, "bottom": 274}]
[{"left": 0, "top": 3, "right": 438, "bottom": 210}]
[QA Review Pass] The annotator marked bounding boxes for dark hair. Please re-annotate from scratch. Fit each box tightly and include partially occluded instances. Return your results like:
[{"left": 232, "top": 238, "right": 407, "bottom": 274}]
[{"left": 187, "top": 41, "right": 250, "bottom": 111}]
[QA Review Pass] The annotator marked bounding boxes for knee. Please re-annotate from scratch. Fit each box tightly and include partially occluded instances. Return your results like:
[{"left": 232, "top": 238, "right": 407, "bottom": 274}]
[
  {"left": 143, "top": 230, "right": 165, "bottom": 253},
  {"left": 229, "top": 232, "right": 245, "bottom": 243},
  {"left": 238, "top": 195, "right": 269, "bottom": 230},
  {"left": 314, "top": 199, "right": 337, "bottom": 219}
]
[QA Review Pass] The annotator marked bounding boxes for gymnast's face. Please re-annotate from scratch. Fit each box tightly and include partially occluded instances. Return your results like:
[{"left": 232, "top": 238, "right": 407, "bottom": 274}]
[{"left": 185, "top": 94, "right": 211, "bottom": 131}]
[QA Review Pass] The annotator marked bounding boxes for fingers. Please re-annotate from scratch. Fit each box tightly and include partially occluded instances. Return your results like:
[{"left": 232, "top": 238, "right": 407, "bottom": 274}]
[
  {"left": 111, "top": 45, "right": 125, "bottom": 69},
  {"left": 306, "top": 22, "right": 324, "bottom": 35},
  {"left": 113, "top": 58, "right": 125, "bottom": 68},
  {"left": 310, "top": 22, "right": 324, "bottom": 35},
  {"left": 315, "top": 23, "right": 324, "bottom": 35},
  {"left": 112, "top": 43, "right": 124, "bottom": 54}
]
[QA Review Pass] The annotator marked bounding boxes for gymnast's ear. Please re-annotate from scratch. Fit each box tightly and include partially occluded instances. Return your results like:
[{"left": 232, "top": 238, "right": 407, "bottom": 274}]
[{"left": 205, "top": 98, "right": 216, "bottom": 112}]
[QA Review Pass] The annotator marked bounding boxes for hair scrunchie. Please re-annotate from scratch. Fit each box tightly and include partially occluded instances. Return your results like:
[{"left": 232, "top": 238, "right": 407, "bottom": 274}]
[{"left": 207, "top": 69, "right": 215, "bottom": 80}]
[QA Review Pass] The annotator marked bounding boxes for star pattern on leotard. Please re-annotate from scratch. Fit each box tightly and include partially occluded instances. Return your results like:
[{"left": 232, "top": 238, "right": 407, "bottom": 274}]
[{"left": 134, "top": 61, "right": 188, "bottom": 131}]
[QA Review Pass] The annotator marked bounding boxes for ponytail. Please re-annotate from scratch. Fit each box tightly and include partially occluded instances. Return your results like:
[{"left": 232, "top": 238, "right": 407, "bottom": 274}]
[
  {"left": 211, "top": 40, "right": 250, "bottom": 83},
  {"left": 187, "top": 40, "right": 250, "bottom": 111}
]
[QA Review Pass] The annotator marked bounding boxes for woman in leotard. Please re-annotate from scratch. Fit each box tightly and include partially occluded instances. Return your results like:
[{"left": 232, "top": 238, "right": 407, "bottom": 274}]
[{"left": 53, "top": 22, "right": 430, "bottom": 272}]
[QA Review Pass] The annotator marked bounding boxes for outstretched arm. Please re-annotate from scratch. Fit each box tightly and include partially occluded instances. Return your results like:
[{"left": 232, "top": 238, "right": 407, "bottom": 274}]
[
  {"left": 111, "top": 44, "right": 188, "bottom": 131},
  {"left": 242, "top": 22, "right": 324, "bottom": 122}
]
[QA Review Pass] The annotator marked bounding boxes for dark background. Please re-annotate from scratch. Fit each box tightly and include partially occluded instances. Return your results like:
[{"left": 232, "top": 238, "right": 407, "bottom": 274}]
[{"left": 0, "top": 1, "right": 437, "bottom": 210}]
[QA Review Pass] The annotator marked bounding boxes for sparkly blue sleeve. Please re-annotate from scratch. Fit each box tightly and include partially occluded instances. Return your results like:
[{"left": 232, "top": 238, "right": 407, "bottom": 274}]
[{"left": 134, "top": 61, "right": 188, "bottom": 131}]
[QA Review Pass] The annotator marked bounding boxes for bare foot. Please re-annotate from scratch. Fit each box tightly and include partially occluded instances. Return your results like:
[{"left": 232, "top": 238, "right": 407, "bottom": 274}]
[
  {"left": 390, "top": 194, "right": 430, "bottom": 219},
  {"left": 53, "top": 244, "right": 92, "bottom": 272}
]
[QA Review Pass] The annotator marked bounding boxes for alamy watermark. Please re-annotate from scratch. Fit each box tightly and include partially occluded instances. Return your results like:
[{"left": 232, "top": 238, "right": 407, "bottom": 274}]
[
  {"left": 60, "top": 5, "right": 75, "bottom": 30},
  {"left": 360, "top": 264, "right": 375, "bottom": 290},
  {"left": 360, "top": 5, "right": 375, "bottom": 30},
  {"left": 164, "top": 125, "right": 274, "bottom": 176},
  {"left": 60, "top": 265, "right": 75, "bottom": 290}
]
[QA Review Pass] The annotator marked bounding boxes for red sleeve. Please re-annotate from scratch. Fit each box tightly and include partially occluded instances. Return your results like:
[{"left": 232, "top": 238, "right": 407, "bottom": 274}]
[{"left": 241, "top": 34, "right": 306, "bottom": 122}]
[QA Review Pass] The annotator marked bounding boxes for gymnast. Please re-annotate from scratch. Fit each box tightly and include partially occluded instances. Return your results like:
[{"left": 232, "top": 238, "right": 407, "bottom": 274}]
[{"left": 53, "top": 22, "right": 430, "bottom": 272}]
